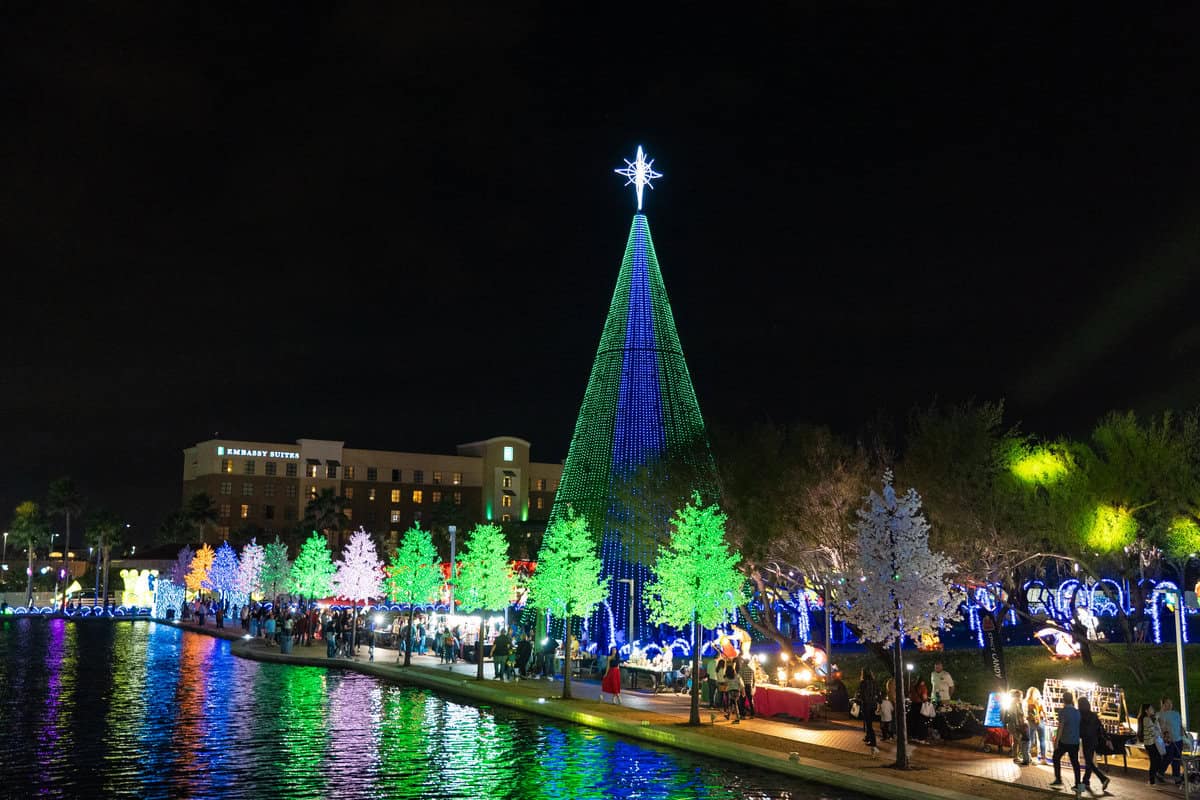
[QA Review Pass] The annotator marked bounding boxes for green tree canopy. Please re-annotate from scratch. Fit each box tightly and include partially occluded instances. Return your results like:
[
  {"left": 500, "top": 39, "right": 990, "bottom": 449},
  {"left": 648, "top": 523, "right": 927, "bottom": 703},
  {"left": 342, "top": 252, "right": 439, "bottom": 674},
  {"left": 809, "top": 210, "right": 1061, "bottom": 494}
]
[
  {"left": 455, "top": 523, "right": 517, "bottom": 679},
  {"left": 260, "top": 536, "right": 291, "bottom": 598},
  {"left": 289, "top": 533, "right": 336, "bottom": 599},
  {"left": 526, "top": 508, "right": 605, "bottom": 699},
  {"left": 386, "top": 523, "right": 444, "bottom": 607},
  {"left": 644, "top": 493, "right": 746, "bottom": 725}
]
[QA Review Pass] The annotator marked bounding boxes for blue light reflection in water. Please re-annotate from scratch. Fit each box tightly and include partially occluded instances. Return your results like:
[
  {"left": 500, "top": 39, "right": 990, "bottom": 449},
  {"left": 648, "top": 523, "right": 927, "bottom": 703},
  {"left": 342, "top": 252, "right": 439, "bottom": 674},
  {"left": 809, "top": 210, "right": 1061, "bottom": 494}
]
[{"left": 0, "top": 620, "right": 864, "bottom": 800}]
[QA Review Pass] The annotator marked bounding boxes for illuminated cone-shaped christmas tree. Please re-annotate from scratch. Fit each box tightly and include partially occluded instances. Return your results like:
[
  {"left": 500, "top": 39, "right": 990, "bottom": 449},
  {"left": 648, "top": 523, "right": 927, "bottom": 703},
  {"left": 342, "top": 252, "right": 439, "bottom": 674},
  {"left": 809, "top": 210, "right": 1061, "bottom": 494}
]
[{"left": 547, "top": 147, "right": 715, "bottom": 650}]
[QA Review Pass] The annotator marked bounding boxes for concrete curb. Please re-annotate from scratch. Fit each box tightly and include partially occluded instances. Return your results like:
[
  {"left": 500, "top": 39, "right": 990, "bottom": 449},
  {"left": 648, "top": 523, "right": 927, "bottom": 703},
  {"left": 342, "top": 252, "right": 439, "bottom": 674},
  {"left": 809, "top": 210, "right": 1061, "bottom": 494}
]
[{"left": 159, "top": 620, "right": 1000, "bottom": 800}]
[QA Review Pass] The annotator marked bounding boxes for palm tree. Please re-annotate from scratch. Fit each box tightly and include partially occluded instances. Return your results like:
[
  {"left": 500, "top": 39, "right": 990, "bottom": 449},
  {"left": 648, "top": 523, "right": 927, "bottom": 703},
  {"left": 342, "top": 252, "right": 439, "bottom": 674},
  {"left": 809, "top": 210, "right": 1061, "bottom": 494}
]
[
  {"left": 10, "top": 501, "right": 49, "bottom": 607},
  {"left": 86, "top": 509, "right": 123, "bottom": 608},
  {"left": 302, "top": 488, "right": 351, "bottom": 551},
  {"left": 47, "top": 477, "right": 83, "bottom": 609},
  {"left": 184, "top": 493, "right": 218, "bottom": 543}
]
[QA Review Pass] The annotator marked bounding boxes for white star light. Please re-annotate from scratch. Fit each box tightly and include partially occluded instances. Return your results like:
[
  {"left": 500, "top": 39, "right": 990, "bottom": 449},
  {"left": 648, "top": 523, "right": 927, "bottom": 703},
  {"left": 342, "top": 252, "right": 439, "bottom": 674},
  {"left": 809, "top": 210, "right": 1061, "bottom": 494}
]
[{"left": 614, "top": 145, "right": 662, "bottom": 210}]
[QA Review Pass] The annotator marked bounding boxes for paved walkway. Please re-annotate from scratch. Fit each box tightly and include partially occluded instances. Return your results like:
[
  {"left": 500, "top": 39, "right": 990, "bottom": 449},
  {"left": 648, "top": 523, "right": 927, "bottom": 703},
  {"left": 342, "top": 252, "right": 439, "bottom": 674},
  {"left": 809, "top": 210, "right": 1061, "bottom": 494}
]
[{"left": 171, "top": 621, "right": 1186, "bottom": 800}]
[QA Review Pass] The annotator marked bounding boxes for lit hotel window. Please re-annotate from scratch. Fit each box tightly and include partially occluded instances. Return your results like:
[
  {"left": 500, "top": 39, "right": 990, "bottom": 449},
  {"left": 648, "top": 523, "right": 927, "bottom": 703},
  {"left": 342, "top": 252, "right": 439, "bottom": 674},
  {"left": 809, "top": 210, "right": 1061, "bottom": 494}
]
[
  {"left": 501, "top": 514, "right": 511, "bottom": 522},
  {"left": 536, "top": 497, "right": 544, "bottom": 510},
  {"left": 503, "top": 446, "right": 514, "bottom": 462},
  {"left": 222, "top": 459, "right": 233, "bottom": 474},
  {"left": 453, "top": 492, "right": 462, "bottom": 505},
  {"left": 390, "top": 489, "right": 401, "bottom": 503},
  {"left": 368, "top": 488, "right": 376, "bottom": 501},
  {"left": 390, "top": 509, "right": 401, "bottom": 523},
  {"left": 306, "top": 464, "right": 318, "bottom": 478},
  {"left": 412, "top": 490, "right": 423, "bottom": 504},
  {"left": 502, "top": 475, "right": 513, "bottom": 489},
  {"left": 432, "top": 471, "right": 442, "bottom": 485},
  {"left": 345, "top": 487, "right": 354, "bottom": 500},
  {"left": 308, "top": 485, "right": 318, "bottom": 499},
  {"left": 535, "top": 478, "right": 546, "bottom": 491},
  {"left": 501, "top": 495, "right": 513, "bottom": 508},
  {"left": 240, "top": 504, "right": 250, "bottom": 520},
  {"left": 431, "top": 491, "right": 442, "bottom": 504},
  {"left": 452, "top": 472, "right": 462, "bottom": 485},
  {"left": 344, "top": 465, "right": 355, "bottom": 480}
]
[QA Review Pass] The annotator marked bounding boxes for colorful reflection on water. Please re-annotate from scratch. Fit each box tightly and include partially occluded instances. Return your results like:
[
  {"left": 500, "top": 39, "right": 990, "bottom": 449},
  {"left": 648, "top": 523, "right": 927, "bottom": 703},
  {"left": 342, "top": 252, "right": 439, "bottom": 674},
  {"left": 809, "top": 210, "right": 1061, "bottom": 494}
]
[{"left": 0, "top": 620, "right": 863, "bottom": 800}]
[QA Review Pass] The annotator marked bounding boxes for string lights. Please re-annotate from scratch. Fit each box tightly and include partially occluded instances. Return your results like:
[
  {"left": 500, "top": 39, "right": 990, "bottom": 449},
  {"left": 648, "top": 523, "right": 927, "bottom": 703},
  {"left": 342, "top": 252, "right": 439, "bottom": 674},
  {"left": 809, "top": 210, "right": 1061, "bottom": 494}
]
[{"left": 548, "top": 168, "right": 715, "bottom": 651}]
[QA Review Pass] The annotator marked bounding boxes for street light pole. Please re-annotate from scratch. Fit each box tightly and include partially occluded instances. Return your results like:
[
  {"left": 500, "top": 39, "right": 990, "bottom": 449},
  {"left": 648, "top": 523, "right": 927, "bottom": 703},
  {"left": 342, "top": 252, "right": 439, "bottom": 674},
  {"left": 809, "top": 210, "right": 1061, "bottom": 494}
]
[{"left": 616, "top": 578, "right": 635, "bottom": 644}]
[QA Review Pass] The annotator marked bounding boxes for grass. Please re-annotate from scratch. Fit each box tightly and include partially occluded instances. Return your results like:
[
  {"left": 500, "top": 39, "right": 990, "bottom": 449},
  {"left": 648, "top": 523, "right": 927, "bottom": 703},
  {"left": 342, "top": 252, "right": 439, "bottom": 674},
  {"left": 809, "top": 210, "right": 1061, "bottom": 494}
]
[{"left": 834, "top": 642, "right": 1200, "bottom": 725}]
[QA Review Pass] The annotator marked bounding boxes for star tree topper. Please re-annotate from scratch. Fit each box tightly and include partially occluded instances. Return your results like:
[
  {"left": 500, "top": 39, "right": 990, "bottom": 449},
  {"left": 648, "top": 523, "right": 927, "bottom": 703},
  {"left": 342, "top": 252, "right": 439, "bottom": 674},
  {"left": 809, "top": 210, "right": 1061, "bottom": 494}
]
[{"left": 614, "top": 145, "right": 662, "bottom": 210}]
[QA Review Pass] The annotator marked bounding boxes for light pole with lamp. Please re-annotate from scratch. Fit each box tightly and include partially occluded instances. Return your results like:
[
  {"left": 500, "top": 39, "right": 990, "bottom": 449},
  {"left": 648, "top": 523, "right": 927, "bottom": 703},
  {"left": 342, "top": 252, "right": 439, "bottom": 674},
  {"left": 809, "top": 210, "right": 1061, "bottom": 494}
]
[
  {"left": 2, "top": 530, "right": 7, "bottom": 567},
  {"left": 615, "top": 578, "right": 635, "bottom": 646}
]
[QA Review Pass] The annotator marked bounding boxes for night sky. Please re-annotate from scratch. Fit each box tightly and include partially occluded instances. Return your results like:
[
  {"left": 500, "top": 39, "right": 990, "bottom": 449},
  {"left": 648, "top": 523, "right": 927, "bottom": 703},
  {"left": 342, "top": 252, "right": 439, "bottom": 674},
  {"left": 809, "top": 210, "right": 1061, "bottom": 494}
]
[{"left": 5, "top": 6, "right": 1200, "bottom": 540}]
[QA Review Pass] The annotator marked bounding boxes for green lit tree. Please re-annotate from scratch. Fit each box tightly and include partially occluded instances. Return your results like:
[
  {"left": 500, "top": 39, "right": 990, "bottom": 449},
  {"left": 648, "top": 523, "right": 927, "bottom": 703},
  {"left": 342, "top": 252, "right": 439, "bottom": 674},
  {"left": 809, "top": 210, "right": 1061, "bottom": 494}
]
[
  {"left": 290, "top": 533, "right": 336, "bottom": 601},
  {"left": 386, "top": 523, "right": 443, "bottom": 667},
  {"left": 644, "top": 493, "right": 746, "bottom": 725},
  {"left": 11, "top": 500, "right": 49, "bottom": 607},
  {"left": 260, "top": 536, "right": 291, "bottom": 601},
  {"left": 526, "top": 508, "right": 605, "bottom": 699},
  {"left": 455, "top": 523, "right": 517, "bottom": 680}
]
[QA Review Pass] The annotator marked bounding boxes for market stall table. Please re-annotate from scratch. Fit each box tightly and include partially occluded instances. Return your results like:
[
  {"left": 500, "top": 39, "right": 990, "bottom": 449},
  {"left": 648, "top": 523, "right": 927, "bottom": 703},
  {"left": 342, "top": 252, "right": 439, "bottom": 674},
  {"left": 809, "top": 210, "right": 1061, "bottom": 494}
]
[
  {"left": 622, "top": 664, "right": 668, "bottom": 692},
  {"left": 931, "top": 703, "right": 986, "bottom": 741},
  {"left": 754, "top": 684, "right": 823, "bottom": 722}
]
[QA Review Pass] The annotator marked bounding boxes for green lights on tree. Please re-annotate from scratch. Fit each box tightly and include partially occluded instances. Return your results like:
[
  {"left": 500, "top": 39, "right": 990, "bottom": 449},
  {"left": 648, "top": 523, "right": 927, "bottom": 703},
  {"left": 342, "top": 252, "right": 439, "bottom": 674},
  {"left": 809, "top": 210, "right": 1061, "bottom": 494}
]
[
  {"left": 527, "top": 508, "right": 606, "bottom": 699},
  {"left": 387, "top": 523, "right": 443, "bottom": 667},
  {"left": 455, "top": 523, "right": 517, "bottom": 680},
  {"left": 1166, "top": 517, "right": 1200, "bottom": 561},
  {"left": 1086, "top": 504, "right": 1137, "bottom": 553},
  {"left": 290, "top": 533, "right": 336, "bottom": 600},
  {"left": 644, "top": 494, "right": 745, "bottom": 725},
  {"left": 1010, "top": 446, "right": 1070, "bottom": 485}
]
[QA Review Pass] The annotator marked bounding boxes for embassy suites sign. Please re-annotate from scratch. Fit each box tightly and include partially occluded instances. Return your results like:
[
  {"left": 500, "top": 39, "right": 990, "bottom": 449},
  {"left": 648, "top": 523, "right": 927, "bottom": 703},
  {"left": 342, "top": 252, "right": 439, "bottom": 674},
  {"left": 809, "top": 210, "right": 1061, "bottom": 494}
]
[{"left": 217, "top": 446, "right": 300, "bottom": 460}]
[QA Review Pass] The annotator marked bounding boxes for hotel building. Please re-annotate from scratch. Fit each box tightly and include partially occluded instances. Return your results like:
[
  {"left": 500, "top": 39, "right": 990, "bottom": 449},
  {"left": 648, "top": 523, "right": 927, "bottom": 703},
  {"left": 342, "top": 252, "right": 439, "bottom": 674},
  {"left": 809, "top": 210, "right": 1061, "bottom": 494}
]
[{"left": 180, "top": 435, "right": 562, "bottom": 549}]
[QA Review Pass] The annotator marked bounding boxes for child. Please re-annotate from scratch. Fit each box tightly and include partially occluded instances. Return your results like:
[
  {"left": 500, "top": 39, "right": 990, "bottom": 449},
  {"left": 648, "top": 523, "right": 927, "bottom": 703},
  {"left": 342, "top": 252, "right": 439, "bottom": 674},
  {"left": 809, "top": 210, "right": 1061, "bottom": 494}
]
[{"left": 880, "top": 690, "right": 895, "bottom": 741}]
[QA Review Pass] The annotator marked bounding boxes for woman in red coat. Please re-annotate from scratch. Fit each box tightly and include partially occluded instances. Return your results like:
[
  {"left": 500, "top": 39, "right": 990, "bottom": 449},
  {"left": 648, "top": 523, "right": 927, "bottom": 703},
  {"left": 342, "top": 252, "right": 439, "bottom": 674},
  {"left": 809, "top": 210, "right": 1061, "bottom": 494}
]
[{"left": 600, "top": 646, "right": 622, "bottom": 704}]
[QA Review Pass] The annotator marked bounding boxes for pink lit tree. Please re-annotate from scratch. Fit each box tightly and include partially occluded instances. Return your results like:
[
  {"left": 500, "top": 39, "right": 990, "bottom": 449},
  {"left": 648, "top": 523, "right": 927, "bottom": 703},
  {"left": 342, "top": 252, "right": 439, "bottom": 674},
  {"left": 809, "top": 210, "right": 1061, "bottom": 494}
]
[
  {"left": 333, "top": 528, "right": 384, "bottom": 653},
  {"left": 236, "top": 538, "right": 265, "bottom": 604}
]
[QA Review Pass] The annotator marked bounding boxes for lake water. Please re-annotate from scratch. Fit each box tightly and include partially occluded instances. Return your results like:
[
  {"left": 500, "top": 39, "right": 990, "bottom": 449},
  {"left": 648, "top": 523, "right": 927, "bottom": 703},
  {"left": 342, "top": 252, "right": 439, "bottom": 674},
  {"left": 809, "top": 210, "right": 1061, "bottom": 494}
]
[{"left": 0, "top": 619, "right": 867, "bottom": 799}]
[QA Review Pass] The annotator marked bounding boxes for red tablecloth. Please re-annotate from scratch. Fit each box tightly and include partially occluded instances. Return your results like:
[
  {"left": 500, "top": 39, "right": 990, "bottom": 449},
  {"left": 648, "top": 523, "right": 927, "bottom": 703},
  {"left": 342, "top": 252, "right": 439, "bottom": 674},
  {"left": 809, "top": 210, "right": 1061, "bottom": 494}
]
[{"left": 754, "top": 685, "right": 821, "bottom": 721}]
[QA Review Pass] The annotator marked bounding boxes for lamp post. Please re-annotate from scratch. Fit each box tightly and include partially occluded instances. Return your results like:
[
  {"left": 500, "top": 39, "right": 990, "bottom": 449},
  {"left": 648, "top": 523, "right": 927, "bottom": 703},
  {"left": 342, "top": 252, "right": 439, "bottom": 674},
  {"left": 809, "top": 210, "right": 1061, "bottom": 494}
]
[
  {"left": 616, "top": 578, "right": 635, "bottom": 645},
  {"left": 2, "top": 530, "right": 7, "bottom": 566}
]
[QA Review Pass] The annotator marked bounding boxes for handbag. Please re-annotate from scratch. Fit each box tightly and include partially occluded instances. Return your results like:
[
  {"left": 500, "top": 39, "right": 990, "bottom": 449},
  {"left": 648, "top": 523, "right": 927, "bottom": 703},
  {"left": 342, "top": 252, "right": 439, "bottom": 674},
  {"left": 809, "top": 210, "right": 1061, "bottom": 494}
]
[
  {"left": 1154, "top": 735, "right": 1167, "bottom": 756},
  {"left": 920, "top": 701, "right": 937, "bottom": 718}
]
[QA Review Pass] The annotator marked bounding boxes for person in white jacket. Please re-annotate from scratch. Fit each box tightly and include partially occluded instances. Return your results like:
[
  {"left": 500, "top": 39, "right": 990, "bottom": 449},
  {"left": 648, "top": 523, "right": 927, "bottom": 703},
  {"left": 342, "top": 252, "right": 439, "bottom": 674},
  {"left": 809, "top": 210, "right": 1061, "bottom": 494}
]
[{"left": 930, "top": 662, "right": 955, "bottom": 703}]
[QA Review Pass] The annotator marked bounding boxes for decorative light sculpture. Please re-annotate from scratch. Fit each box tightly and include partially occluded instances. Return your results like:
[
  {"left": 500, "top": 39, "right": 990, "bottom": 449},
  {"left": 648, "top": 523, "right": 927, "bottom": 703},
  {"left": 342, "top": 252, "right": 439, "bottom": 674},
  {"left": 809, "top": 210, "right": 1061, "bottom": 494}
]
[
  {"left": 613, "top": 145, "right": 662, "bottom": 210},
  {"left": 548, "top": 147, "right": 716, "bottom": 651}
]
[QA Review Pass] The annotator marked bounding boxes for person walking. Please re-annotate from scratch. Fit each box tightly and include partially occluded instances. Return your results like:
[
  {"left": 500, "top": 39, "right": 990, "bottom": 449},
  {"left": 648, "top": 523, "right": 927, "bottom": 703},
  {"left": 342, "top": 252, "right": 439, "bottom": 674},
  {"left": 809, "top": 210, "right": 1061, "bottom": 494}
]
[
  {"left": 857, "top": 669, "right": 879, "bottom": 755},
  {"left": 491, "top": 628, "right": 512, "bottom": 680},
  {"left": 1078, "top": 697, "right": 1110, "bottom": 793},
  {"left": 324, "top": 613, "right": 337, "bottom": 658},
  {"left": 1159, "top": 697, "right": 1185, "bottom": 786},
  {"left": 1025, "top": 687, "right": 1048, "bottom": 764},
  {"left": 600, "top": 646, "right": 622, "bottom": 704},
  {"left": 1049, "top": 690, "right": 1082, "bottom": 792},
  {"left": 515, "top": 633, "right": 533, "bottom": 679},
  {"left": 724, "top": 660, "right": 744, "bottom": 724},
  {"left": 737, "top": 657, "right": 756, "bottom": 719},
  {"left": 1138, "top": 703, "right": 1168, "bottom": 784},
  {"left": 908, "top": 678, "right": 931, "bottom": 743},
  {"left": 880, "top": 680, "right": 896, "bottom": 742}
]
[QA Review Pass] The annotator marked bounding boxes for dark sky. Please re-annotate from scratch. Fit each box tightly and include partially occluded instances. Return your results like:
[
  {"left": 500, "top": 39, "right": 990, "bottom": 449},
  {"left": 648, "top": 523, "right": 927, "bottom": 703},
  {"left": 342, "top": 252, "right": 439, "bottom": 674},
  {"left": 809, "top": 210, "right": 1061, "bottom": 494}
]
[{"left": 4, "top": 6, "right": 1200, "bottom": 540}]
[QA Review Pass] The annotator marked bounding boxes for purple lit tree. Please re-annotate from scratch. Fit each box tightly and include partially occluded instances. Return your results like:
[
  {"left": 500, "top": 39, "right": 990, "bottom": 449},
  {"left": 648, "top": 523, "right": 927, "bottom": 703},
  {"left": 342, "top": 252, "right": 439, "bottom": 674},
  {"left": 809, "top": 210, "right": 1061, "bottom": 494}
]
[
  {"left": 170, "top": 545, "right": 194, "bottom": 586},
  {"left": 333, "top": 528, "right": 384, "bottom": 652},
  {"left": 203, "top": 541, "right": 241, "bottom": 606}
]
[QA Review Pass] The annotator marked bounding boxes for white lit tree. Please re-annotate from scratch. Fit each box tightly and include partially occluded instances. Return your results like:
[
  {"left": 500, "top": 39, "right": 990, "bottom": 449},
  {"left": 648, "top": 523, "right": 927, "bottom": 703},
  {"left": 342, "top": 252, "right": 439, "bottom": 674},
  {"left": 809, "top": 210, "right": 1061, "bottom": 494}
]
[
  {"left": 455, "top": 523, "right": 517, "bottom": 680},
  {"left": 203, "top": 541, "right": 240, "bottom": 607},
  {"left": 386, "top": 523, "right": 443, "bottom": 667},
  {"left": 644, "top": 493, "right": 747, "bottom": 726},
  {"left": 333, "top": 528, "right": 384, "bottom": 652},
  {"left": 526, "top": 508, "right": 606, "bottom": 699},
  {"left": 235, "top": 538, "right": 265, "bottom": 605},
  {"left": 170, "top": 545, "right": 194, "bottom": 586},
  {"left": 837, "top": 471, "right": 963, "bottom": 769}
]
